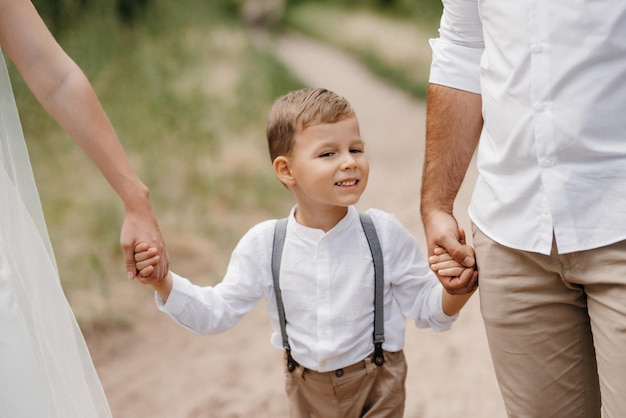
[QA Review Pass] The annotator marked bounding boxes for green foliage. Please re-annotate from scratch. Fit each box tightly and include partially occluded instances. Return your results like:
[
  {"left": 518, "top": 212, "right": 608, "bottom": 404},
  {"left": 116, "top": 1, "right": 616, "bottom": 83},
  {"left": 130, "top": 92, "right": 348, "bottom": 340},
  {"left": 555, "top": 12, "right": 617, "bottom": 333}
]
[
  {"left": 9, "top": 0, "right": 299, "bottom": 324},
  {"left": 32, "top": 0, "right": 87, "bottom": 35},
  {"left": 9, "top": 0, "right": 438, "bottom": 328},
  {"left": 32, "top": 0, "right": 241, "bottom": 34},
  {"left": 116, "top": 0, "right": 151, "bottom": 25}
]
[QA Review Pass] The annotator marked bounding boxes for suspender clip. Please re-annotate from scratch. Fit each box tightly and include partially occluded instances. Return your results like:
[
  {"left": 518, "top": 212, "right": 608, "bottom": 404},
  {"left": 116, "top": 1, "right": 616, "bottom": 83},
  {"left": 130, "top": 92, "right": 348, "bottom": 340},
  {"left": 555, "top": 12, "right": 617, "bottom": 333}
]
[
  {"left": 373, "top": 341, "right": 385, "bottom": 366},
  {"left": 286, "top": 349, "right": 299, "bottom": 372}
]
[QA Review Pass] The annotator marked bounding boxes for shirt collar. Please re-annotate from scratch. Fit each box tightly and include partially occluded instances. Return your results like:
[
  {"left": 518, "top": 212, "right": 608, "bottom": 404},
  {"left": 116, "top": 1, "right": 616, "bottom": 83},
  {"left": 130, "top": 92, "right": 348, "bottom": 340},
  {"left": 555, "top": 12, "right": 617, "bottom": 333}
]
[{"left": 287, "top": 205, "right": 359, "bottom": 243}]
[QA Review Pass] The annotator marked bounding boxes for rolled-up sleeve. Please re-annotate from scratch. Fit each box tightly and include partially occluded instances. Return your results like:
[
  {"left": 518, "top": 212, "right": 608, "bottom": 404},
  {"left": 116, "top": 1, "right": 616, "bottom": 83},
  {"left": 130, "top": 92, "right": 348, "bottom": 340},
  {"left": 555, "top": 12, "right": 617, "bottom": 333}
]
[{"left": 429, "top": 0, "right": 484, "bottom": 94}]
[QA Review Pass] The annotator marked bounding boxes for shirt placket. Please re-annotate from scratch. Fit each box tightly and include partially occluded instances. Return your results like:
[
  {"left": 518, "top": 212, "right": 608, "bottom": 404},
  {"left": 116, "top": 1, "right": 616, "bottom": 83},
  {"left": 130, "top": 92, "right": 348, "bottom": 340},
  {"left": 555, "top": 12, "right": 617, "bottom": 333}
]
[
  {"left": 315, "top": 239, "right": 332, "bottom": 369},
  {"left": 529, "top": 0, "right": 555, "bottom": 251}
]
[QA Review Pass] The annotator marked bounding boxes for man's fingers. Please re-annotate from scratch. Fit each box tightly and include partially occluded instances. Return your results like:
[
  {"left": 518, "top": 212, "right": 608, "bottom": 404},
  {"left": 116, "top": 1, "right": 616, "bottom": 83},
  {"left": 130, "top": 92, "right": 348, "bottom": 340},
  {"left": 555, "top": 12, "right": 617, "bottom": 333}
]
[
  {"left": 451, "top": 244, "right": 476, "bottom": 268},
  {"left": 439, "top": 266, "right": 478, "bottom": 295},
  {"left": 458, "top": 227, "right": 467, "bottom": 245}
]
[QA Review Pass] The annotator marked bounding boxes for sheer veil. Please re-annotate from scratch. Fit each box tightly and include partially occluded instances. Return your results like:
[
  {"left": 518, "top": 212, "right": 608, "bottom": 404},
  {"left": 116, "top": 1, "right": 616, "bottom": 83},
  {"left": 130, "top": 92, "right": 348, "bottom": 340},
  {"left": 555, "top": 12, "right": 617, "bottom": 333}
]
[{"left": 0, "top": 51, "right": 112, "bottom": 417}]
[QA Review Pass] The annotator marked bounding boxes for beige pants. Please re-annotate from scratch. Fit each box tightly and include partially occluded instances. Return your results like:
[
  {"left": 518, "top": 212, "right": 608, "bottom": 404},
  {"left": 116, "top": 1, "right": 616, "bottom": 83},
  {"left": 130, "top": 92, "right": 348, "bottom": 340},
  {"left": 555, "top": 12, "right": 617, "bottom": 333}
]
[
  {"left": 284, "top": 350, "right": 407, "bottom": 418},
  {"left": 474, "top": 225, "right": 626, "bottom": 418}
]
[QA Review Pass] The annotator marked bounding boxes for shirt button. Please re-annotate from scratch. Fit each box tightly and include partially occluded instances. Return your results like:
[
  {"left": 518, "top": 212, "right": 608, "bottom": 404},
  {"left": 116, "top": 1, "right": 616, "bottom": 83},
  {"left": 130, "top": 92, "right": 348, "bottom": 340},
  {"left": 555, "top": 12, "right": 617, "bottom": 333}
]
[
  {"left": 320, "top": 332, "right": 327, "bottom": 339},
  {"left": 541, "top": 159, "right": 554, "bottom": 168},
  {"left": 531, "top": 43, "right": 543, "bottom": 53},
  {"left": 534, "top": 103, "right": 546, "bottom": 112},
  {"left": 320, "top": 292, "right": 326, "bottom": 300}
]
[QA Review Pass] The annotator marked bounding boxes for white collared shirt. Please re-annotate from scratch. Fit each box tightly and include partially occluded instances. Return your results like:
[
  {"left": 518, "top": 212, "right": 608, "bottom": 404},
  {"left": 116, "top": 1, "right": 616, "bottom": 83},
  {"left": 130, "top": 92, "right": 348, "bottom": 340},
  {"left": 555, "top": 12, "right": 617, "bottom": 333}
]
[
  {"left": 157, "top": 206, "right": 454, "bottom": 372},
  {"left": 429, "top": 0, "right": 626, "bottom": 254}
]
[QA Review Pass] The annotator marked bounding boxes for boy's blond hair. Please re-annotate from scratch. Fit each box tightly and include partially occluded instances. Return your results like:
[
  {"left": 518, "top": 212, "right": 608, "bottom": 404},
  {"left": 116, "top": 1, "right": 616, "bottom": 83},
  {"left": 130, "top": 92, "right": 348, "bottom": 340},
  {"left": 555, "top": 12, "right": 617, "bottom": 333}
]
[{"left": 266, "top": 88, "right": 355, "bottom": 161}]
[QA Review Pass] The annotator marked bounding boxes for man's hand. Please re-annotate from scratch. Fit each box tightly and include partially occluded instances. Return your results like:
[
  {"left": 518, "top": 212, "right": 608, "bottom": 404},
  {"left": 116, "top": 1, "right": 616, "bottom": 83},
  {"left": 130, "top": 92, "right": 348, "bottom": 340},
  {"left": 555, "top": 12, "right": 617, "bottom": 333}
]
[{"left": 423, "top": 210, "right": 477, "bottom": 294}]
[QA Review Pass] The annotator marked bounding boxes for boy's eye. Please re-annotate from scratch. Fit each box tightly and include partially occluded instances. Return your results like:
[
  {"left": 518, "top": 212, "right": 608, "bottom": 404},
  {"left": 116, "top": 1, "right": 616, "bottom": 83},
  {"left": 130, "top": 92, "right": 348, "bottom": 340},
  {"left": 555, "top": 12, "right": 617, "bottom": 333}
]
[
  {"left": 350, "top": 148, "right": 363, "bottom": 154},
  {"left": 319, "top": 152, "right": 334, "bottom": 158}
]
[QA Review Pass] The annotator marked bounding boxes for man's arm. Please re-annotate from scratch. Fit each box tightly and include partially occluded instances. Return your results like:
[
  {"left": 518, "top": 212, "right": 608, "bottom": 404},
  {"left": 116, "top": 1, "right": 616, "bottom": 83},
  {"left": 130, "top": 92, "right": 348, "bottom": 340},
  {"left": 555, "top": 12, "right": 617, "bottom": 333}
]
[{"left": 421, "top": 83, "right": 482, "bottom": 294}]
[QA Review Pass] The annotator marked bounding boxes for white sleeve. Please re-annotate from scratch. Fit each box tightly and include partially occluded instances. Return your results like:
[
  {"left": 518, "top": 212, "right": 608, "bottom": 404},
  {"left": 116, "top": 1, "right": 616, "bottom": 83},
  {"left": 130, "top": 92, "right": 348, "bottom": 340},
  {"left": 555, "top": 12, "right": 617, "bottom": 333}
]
[
  {"left": 155, "top": 223, "right": 273, "bottom": 335},
  {"left": 369, "top": 210, "right": 458, "bottom": 332},
  {"left": 429, "top": 0, "right": 484, "bottom": 94}
]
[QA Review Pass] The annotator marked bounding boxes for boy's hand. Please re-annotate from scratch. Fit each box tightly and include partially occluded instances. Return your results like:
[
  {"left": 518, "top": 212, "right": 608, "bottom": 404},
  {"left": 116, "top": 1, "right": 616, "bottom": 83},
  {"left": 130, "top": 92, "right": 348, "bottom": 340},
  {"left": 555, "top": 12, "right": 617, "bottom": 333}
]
[
  {"left": 429, "top": 247, "right": 466, "bottom": 278},
  {"left": 134, "top": 242, "right": 160, "bottom": 284}
]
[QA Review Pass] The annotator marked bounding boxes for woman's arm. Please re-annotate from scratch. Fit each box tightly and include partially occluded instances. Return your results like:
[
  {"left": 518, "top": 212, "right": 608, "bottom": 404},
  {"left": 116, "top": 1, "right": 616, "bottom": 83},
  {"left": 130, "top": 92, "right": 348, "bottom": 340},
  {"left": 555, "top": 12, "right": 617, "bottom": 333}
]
[{"left": 0, "top": 0, "right": 168, "bottom": 280}]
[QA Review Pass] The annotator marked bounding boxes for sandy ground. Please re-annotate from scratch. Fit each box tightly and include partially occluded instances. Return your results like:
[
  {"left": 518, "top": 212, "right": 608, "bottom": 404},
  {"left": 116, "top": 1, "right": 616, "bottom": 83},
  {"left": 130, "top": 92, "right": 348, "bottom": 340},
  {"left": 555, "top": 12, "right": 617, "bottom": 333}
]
[{"left": 89, "top": 34, "right": 507, "bottom": 417}]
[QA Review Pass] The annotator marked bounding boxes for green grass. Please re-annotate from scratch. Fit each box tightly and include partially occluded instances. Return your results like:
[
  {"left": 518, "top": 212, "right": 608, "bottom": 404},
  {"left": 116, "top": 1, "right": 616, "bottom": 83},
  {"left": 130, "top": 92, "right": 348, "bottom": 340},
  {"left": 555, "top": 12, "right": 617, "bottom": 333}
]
[
  {"left": 7, "top": 0, "right": 440, "bottom": 329},
  {"left": 8, "top": 0, "right": 300, "bottom": 326}
]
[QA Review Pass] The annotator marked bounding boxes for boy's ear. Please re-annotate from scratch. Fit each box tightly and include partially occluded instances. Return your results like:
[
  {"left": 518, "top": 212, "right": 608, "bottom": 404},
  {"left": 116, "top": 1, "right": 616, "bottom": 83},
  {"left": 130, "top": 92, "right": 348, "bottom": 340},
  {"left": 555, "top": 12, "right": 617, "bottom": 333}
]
[{"left": 273, "top": 156, "right": 295, "bottom": 186}]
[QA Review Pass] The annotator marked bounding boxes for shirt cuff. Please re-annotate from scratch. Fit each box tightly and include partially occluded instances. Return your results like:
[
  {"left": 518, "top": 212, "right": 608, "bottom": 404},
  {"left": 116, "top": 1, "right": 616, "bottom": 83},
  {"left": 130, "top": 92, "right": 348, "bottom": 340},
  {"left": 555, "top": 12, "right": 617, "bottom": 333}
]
[
  {"left": 428, "top": 38, "right": 483, "bottom": 94},
  {"left": 429, "top": 288, "right": 459, "bottom": 332},
  {"left": 154, "top": 271, "right": 193, "bottom": 316}
]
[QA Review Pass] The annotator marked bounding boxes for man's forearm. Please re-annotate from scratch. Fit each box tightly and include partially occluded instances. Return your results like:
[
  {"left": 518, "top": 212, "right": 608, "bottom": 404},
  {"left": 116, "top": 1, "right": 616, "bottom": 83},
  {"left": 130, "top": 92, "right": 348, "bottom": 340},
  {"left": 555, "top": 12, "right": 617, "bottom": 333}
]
[{"left": 421, "top": 83, "right": 483, "bottom": 219}]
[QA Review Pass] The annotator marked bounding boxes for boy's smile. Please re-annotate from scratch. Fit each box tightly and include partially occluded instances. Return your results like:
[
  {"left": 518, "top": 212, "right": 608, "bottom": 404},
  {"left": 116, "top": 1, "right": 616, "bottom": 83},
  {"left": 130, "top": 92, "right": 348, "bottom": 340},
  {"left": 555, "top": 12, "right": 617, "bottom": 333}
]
[{"left": 275, "top": 115, "right": 369, "bottom": 230}]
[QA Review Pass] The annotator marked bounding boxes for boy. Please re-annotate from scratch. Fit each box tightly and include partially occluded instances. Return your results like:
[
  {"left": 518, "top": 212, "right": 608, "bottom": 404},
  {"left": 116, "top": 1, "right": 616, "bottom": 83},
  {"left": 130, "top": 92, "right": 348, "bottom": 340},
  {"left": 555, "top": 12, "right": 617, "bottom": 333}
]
[{"left": 135, "top": 88, "right": 476, "bottom": 417}]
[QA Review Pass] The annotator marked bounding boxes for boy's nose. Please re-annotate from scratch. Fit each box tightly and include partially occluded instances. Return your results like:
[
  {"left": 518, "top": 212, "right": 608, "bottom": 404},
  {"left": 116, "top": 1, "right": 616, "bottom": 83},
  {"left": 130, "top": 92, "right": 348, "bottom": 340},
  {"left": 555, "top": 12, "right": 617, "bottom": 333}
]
[{"left": 341, "top": 153, "right": 357, "bottom": 169}]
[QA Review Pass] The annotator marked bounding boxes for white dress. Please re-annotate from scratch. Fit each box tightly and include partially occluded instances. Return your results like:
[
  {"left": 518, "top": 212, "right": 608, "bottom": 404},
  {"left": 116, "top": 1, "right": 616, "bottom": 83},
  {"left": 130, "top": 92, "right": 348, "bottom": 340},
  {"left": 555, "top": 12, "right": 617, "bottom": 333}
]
[{"left": 0, "top": 51, "right": 112, "bottom": 417}]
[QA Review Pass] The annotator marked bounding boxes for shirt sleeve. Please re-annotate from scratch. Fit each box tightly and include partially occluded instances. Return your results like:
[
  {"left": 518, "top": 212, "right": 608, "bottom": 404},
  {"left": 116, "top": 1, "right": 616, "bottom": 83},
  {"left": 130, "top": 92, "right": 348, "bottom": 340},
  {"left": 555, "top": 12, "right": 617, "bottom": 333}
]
[
  {"left": 429, "top": 0, "right": 484, "bottom": 94},
  {"left": 155, "top": 222, "right": 273, "bottom": 335},
  {"left": 370, "top": 210, "right": 458, "bottom": 332}
]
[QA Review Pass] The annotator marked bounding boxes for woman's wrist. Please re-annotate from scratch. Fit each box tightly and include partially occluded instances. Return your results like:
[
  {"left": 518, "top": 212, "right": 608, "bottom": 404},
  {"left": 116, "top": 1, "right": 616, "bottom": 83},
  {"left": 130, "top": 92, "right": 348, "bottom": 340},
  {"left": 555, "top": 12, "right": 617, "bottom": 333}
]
[{"left": 121, "top": 181, "right": 152, "bottom": 213}]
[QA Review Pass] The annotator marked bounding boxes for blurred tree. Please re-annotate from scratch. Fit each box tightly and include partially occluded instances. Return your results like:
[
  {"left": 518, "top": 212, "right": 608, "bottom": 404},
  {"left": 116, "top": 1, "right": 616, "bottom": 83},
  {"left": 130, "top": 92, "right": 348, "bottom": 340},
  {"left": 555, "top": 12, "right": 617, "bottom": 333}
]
[
  {"left": 31, "top": 0, "right": 152, "bottom": 33},
  {"left": 32, "top": 0, "right": 85, "bottom": 35},
  {"left": 238, "top": 0, "right": 286, "bottom": 27},
  {"left": 116, "top": 0, "right": 151, "bottom": 25}
]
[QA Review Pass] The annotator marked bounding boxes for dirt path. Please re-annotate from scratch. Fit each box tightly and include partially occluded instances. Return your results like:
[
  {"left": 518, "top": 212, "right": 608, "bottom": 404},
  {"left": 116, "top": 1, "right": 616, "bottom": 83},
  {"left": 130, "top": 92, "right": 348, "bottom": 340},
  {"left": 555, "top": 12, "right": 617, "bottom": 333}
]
[{"left": 91, "top": 34, "right": 506, "bottom": 417}]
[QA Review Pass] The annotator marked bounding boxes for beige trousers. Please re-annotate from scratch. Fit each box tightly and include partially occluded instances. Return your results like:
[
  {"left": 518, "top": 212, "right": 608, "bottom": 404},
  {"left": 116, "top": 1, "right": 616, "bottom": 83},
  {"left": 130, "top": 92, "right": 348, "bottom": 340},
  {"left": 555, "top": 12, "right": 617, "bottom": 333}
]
[
  {"left": 474, "top": 225, "right": 626, "bottom": 418},
  {"left": 284, "top": 350, "right": 407, "bottom": 418}
]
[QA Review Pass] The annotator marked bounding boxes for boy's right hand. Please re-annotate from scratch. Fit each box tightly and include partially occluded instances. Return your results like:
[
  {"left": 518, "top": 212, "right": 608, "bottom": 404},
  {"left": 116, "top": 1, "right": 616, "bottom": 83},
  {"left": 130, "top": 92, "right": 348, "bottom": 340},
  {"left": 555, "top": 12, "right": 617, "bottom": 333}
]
[{"left": 134, "top": 242, "right": 160, "bottom": 284}]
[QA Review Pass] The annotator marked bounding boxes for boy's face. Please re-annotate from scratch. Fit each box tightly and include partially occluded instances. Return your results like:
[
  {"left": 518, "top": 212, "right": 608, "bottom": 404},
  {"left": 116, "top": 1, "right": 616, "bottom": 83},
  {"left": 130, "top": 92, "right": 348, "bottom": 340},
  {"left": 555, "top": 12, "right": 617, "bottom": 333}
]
[{"left": 284, "top": 115, "right": 369, "bottom": 213}]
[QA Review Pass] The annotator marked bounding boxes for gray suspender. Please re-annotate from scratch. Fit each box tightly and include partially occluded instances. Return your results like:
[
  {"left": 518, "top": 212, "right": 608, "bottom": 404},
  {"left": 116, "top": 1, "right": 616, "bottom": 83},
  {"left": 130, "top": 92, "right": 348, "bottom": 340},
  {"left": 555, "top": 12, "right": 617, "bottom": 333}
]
[
  {"left": 271, "top": 217, "right": 294, "bottom": 369},
  {"left": 271, "top": 213, "right": 385, "bottom": 372},
  {"left": 360, "top": 212, "right": 386, "bottom": 366}
]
